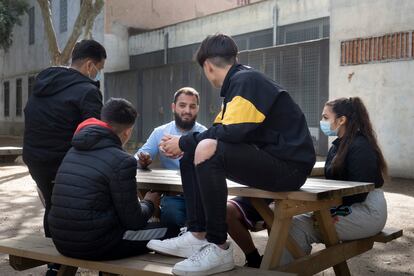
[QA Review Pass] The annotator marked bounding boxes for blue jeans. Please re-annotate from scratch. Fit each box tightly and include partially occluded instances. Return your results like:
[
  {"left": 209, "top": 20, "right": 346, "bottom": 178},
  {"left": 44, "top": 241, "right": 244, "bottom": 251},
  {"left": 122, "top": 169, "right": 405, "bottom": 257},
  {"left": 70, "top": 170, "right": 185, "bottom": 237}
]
[{"left": 160, "top": 195, "right": 187, "bottom": 232}]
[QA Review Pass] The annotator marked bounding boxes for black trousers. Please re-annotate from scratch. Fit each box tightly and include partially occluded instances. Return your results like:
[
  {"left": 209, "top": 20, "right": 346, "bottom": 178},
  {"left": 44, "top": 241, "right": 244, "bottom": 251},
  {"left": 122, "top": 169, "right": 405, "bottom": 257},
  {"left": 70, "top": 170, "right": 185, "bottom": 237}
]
[
  {"left": 85, "top": 223, "right": 176, "bottom": 261},
  {"left": 26, "top": 162, "right": 60, "bottom": 238},
  {"left": 180, "top": 142, "right": 308, "bottom": 244}
]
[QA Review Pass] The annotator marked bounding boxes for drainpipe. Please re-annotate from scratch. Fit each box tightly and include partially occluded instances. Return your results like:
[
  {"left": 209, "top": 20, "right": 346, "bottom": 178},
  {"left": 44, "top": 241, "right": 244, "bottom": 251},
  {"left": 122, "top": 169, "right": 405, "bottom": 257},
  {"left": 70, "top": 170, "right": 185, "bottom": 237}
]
[
  {"left": 273, "top": 3, "right": 279, "bottom": 46},
  {"left": 164, "top": 32, "right": 169, "bottom": 64}
]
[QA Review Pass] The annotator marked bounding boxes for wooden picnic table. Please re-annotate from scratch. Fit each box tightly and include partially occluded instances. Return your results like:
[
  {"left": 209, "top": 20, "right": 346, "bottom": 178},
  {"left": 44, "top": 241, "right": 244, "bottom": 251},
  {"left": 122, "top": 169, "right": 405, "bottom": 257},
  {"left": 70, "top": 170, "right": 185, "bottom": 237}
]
[{"left": 136, "top": 165, "right": 375, "bottom": 276}]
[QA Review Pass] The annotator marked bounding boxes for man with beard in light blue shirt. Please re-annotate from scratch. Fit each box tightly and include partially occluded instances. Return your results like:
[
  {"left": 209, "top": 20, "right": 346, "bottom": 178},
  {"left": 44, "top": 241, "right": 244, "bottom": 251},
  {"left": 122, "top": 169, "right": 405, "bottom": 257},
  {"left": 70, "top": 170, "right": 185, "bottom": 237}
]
[{"left": 135, "top": 87, "right": 207, "bottom": 232}]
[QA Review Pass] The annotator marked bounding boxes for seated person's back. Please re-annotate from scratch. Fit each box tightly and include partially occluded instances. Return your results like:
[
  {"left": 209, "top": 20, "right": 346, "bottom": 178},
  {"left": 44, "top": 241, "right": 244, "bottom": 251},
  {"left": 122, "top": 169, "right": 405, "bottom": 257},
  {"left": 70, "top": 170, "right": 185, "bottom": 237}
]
[{"left": 48, "top": 98, "right": 167, "bottom": 260}]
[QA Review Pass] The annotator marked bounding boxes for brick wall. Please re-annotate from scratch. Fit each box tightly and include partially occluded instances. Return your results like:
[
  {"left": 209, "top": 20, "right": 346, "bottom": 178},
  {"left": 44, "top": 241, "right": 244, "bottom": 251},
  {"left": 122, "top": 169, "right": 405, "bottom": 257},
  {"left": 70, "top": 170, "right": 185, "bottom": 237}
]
[{"left": 340, "top": 31, "right": 413, "bottom": 65}]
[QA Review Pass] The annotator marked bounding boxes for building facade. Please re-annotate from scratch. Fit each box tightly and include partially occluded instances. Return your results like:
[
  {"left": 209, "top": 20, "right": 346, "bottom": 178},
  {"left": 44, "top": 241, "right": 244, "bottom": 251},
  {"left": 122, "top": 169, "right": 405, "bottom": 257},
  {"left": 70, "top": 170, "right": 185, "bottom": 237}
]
[{"left": 0, "top": 0, "right": 253, "bottom": 136}]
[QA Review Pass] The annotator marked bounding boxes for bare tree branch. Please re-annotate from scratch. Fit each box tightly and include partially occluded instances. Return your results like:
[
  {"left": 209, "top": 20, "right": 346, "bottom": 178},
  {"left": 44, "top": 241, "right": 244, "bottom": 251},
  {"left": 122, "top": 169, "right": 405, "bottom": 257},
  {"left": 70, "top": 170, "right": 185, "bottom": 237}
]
[
  {"left": 83, "top": 0, "right": 104, "bottom": 39},
  {"left": 38, "top": 0, "right": 104, "bottom": 65},
  {"left": 60, "top": 0, "right": 93, "bottom": 65},
  {"left": 37, "top": 0, "right": 60, "bottom": 65}
]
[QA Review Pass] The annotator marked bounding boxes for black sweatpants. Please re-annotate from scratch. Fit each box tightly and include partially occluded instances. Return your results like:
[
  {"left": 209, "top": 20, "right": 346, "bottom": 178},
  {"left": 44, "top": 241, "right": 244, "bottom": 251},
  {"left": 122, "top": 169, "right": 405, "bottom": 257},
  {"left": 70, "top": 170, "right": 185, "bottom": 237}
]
[
  {"left": 26, "top": 162, "right": 60, "bottom": 237},
  {"left": 180, "top": 141, "right": 308, "bottom": 245}
]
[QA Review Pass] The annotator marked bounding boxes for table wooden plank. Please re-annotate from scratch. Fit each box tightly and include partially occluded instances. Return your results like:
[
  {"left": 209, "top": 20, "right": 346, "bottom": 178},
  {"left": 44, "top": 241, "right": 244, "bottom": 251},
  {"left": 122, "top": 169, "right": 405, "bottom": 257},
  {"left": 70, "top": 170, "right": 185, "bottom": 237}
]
[
  {"left": 137, "top": 169, "right": 374, "bottom": 201},
  {"left": 311, "top": 161, "right": 325, "bottom": 177}
]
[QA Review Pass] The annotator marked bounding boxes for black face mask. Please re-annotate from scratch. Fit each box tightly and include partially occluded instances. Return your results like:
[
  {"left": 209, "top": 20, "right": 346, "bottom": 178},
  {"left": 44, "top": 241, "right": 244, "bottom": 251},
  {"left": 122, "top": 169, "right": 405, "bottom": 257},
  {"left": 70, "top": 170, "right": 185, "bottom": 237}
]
[{"left": 174, "top": 112, "right": 196, "bottom": 131}]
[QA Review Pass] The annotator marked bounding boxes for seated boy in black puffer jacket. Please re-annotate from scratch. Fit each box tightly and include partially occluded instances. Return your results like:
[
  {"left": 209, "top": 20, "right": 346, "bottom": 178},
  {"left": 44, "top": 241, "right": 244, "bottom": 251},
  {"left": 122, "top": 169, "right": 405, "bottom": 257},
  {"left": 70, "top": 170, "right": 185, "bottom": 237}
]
[{"left": 48, "top": 98, "right": 170, "bottom": 260}]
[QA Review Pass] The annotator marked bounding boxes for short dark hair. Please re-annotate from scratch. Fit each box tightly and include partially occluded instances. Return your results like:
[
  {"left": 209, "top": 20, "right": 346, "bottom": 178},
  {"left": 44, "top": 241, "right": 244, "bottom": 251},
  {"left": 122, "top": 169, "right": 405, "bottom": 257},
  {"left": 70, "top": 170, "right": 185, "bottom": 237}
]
[
  {"left": 71, "top": 39, "right": 107, "bottom": 64},
  {"left": 101, "top": 98, "right": 137, "bottom": 134},
  {"left": 173, "top": 87, "right": 200, "bottom": 105},
  {"left": 195, "top": 33, "right": 238, "bottom": 68}
]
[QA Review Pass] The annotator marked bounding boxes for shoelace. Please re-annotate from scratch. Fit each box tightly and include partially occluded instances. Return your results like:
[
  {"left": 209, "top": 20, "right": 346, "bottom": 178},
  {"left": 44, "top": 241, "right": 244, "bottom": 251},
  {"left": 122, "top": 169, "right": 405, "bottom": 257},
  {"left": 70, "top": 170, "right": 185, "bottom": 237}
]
[
  {"left": 188, "top": 244, "right": 214, "bottom": 262},
  {"left": 178, "top": 227, "right": 188, "bottom": 236},
  {"left": 162, "top": 227, "right": 188, "bottom": 243}
]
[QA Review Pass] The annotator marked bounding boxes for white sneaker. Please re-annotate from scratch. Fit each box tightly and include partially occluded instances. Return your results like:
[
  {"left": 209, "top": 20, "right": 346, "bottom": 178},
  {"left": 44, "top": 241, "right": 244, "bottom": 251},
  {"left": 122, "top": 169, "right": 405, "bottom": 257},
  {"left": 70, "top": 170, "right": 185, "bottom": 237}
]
[
  {"left": 147, "top": 230, "right": 208, "bottom": 258},
  {"left": 172, "top": 242, "right": 235, "bottom": 276}
]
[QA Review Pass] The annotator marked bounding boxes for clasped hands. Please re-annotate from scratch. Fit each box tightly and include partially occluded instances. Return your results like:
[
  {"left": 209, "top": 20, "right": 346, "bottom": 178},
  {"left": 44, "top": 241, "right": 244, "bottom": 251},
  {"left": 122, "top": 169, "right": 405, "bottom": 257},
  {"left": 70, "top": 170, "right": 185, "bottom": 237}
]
[{"left": 159, "top": 134, "right": 183, "bottom": 159}]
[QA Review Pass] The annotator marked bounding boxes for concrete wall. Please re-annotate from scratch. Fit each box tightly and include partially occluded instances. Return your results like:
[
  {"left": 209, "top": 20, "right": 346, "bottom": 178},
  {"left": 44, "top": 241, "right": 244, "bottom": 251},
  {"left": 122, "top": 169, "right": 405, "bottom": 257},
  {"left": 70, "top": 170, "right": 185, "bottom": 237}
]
[
  {"left": 330, "top": 0, "right": 414, "bottom": 178},
  {"left": 103, "top": 0, "right": 259, "bottom": 72},
  {"left": 129, "top": 0, "right": 330, "bottom": 55},
  {"left": 0, "top": 0, "right": 262, "bottom": 135},
  {"left": 104, "top": 0, "right": 260, "bottom": 33}
]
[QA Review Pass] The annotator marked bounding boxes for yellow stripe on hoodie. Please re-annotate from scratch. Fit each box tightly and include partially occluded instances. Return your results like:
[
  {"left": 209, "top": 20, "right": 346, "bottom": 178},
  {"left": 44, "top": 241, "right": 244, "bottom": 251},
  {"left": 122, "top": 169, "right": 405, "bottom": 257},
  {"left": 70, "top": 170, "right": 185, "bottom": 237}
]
[{"left": 221, "top": 96, "right": 265, "bottom": 125}]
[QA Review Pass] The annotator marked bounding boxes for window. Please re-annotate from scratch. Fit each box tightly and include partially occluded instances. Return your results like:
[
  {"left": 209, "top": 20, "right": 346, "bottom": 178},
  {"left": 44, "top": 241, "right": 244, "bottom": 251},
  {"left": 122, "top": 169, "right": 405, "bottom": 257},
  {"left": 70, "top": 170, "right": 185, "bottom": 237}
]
[
  {"left": 16, "top": 79, "right": 22, "bottom": 117},
  {"left": 28, "top": 7, "right": 35, "bottom": 45},
  {"left": 60, "top": 0, "right": 67, "bottom": 33},
  {"left": 4, "top": 82, "right": 10, "bottom": 117},
  {"left": 28, "top": 76, "right": 35, "bottom": 98}
]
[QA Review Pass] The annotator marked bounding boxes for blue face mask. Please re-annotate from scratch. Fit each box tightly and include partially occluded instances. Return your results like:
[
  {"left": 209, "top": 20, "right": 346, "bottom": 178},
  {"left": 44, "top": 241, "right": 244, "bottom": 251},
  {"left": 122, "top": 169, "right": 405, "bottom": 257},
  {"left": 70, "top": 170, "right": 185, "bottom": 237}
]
[
  {"left": 91, "top": 64, "right": 101, "bottom": 82},
  {"left": 93, "top": 70, "right": 101, "bottom": 82},
  {"left": 320, "top": 120, "right": 338, "bottom": 136}
]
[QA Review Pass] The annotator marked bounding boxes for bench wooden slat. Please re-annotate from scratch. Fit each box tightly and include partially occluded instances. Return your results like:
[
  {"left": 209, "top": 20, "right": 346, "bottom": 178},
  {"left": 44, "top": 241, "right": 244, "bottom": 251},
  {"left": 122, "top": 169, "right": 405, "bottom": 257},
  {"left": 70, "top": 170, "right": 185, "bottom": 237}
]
[
  {"left": 278, "top": 237, "right": 374, "bottom": 275},
  {"left": 372, "top": 227, "right": 403, "bottom": 243},
  {"left": 0, "top": 147, "right": 22, "bottom": 155},
  {"left": 0, "top": 236, "right": 293, "bottom": 276},
  {"left": 0, "top": 147, "right": 22, "bottom": 163}
]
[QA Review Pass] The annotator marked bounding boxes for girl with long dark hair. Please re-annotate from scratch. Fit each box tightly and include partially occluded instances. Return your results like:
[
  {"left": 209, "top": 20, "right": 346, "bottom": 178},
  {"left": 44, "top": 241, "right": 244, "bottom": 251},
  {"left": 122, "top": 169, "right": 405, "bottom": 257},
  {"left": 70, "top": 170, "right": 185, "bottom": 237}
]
[{"left": 280, "top": 96, "right": 388, "bottom": 264}]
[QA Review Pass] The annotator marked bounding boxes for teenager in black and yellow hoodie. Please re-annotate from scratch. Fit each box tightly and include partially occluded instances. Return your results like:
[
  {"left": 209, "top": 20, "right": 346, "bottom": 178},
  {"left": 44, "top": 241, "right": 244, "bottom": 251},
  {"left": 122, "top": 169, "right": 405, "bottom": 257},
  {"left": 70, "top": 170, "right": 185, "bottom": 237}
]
[{"left": 147, "top": 34, "right": 316, "bottom": 276}]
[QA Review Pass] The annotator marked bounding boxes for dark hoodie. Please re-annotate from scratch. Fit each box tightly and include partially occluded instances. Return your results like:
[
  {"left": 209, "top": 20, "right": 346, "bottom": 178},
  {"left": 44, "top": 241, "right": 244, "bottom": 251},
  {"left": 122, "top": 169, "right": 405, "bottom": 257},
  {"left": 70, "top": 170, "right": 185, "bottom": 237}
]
[
  {"left": 179, "top": 64, "right": 316, "bottom": 174},
  {"left": 48, "top": 119, "right": 154, "bottom": 259},
  {"left": 23, "top": 67, "right": 103, "bottom": 165}
]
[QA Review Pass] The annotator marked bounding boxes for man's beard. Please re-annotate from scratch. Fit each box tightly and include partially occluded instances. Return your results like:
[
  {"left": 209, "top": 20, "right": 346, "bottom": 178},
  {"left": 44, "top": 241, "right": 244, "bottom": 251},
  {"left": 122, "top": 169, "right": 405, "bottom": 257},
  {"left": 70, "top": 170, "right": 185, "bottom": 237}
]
[{"left": 174, "top": 112, "right": 196, "bottom": 131}]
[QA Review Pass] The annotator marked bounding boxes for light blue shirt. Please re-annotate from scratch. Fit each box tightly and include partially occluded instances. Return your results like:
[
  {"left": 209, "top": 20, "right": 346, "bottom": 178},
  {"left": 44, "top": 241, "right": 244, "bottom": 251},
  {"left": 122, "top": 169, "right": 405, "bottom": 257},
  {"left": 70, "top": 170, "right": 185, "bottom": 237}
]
[{"left": 135, "top": 121, "right": 207, "bottom": 169}]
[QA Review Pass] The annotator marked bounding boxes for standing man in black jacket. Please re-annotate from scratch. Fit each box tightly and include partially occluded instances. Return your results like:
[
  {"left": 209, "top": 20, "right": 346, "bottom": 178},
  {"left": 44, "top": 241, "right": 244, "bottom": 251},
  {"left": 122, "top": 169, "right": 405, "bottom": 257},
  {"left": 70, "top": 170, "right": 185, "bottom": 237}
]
[
  {"left": 23, "top": 39, "right": 106, "bottom": 239},
  {"left": 148, "top": 34, "right": 316, "bottom": 276},
  {"left": 48, "top": 98, "right": 168, "bottom": 260}
]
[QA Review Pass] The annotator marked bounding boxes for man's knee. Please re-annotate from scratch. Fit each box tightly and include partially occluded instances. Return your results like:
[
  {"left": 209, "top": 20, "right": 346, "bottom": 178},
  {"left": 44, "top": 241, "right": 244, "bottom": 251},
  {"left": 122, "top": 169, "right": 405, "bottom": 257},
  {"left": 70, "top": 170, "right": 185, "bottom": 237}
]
[{"left": 194, "top": 139, "right": 218, "bottom": 165}]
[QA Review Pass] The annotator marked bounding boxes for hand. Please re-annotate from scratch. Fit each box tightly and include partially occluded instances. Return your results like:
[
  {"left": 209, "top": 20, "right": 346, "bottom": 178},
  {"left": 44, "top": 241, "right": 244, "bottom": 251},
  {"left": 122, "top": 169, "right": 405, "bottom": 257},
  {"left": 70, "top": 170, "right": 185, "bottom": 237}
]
[
  {"left": 138, "top": 152, "right": 152, "bottom": 168},
  {"left": 144, "top": 191, "right": 161, "bottom": 208},
  {"left": 159, "top": 134, "right": 183, "bottom": 158}
]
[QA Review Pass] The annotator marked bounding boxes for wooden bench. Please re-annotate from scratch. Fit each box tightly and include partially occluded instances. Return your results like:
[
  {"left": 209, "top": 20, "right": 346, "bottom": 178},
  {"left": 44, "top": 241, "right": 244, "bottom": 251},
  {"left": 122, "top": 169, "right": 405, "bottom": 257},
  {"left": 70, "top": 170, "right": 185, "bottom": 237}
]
[
  {"left": 0, "top": 146, "right": 22, "bottom": 163},
  {"left": 136, "top": 169, "right": 403, "bottom": 276},
  {"left": 0, "top": 235, "right": 294, "bottom": 276},
  {"left": 277, "top": 227, "right": 402, "bottom": 275}
]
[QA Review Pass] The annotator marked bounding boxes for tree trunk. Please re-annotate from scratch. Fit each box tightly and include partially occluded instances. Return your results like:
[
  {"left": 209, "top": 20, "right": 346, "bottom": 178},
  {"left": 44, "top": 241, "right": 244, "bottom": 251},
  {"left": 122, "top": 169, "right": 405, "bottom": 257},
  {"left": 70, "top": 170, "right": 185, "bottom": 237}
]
[
  {"left": 37, "top": 0, "right": 61, "bottom": 65},
  {"left": 38, "top": 0, "right": 105, "bottom": 66},
  {"left": 60, "top": 0, "right": 104, "bottom": 65},
  {"left": 83, "top": 0, "right": 104, "bottom": 39}
]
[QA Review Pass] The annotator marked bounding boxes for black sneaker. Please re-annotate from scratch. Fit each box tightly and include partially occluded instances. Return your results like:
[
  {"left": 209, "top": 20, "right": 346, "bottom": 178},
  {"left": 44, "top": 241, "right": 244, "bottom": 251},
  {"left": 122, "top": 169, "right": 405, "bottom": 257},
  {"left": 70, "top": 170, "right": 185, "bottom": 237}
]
[
  {"left": 45, "top": 263, "right": 61, "bottom": 276},
  {"left": 244, "top": 255, "right": 263, "bottom": 268}
]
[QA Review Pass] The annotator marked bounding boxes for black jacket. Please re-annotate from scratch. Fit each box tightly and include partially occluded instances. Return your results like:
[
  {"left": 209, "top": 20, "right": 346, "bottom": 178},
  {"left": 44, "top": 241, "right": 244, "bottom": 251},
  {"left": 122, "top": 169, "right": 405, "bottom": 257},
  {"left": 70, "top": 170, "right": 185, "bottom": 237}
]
[
  {"left": 180, "top": 64, "right": 316, "bottom": 173},
  {"left": 23, "top": 67, "right": 103, "bottom": 165},
  {"left": 325, "top": 134, "right": 384, "bottom": 205},
  {"left": 48, "top": 119, "right": 154, "bottom": 259}
]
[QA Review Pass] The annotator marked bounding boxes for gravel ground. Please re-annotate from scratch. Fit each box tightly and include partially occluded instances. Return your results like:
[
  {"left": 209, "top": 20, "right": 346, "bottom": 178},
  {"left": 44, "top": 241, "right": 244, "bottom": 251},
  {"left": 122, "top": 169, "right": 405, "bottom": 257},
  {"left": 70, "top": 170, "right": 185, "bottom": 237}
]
[{"left": 0, "top": 152, "right": 412, "bottom": 275}]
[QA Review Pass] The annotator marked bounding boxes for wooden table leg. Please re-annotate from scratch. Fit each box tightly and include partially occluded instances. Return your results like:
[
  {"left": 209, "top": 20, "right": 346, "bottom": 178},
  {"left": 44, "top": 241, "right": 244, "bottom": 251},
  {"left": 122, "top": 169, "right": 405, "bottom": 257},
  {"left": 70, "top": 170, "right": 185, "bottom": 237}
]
[
  {"left": 314, "top": 209, "right": 351, "bottom": 276},
  {"left": 250, "top": 198, "right": 305, "bottom": 260},
  {"left": 259, "top": 200, "right": 293, "bottom": 270}
]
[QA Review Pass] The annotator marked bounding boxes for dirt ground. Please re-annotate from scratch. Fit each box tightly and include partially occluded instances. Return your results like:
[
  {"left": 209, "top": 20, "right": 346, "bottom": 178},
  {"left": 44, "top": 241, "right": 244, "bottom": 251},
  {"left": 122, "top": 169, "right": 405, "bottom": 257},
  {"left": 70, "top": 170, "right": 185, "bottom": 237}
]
[{"left": 0, "top": 137, "right": 413, "bottom": 275}]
